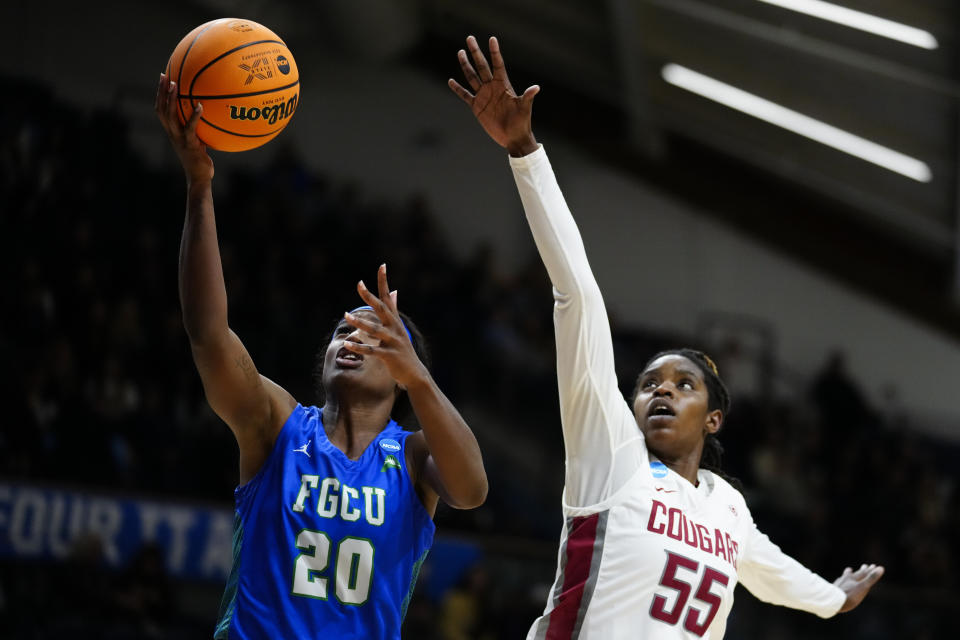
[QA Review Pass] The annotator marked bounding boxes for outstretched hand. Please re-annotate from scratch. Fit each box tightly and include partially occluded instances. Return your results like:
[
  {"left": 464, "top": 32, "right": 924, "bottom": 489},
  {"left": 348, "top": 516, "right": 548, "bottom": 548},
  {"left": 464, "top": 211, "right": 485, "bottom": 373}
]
[
  {"left": 155, "top": 72, "right": 214, "bottom": 186},
  {"left": 448, "top": 36, "right": 540, "bottom": 157},
  {"left": 343, "top": 265, "right": 428, "bottom": 390},
  {"left": 833, "top": 563, "right": 884, "bottom": 613}
]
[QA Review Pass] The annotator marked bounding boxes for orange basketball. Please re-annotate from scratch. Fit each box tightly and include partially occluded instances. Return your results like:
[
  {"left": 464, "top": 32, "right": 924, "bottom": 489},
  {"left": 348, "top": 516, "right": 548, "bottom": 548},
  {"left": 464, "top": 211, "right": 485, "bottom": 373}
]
[{"left": 165, "top": 18, "right": 300, "bottom": 152}]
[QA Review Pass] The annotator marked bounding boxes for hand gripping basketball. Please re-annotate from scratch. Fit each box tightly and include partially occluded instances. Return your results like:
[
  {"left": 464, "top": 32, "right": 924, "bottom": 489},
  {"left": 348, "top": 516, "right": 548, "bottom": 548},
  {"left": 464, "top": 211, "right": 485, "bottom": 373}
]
[
  {"left": 163, "top": 18, "right": 300, "bottom": 152},
  {"left": 155, "top": 72, "right": 214, "bottom": 186}
]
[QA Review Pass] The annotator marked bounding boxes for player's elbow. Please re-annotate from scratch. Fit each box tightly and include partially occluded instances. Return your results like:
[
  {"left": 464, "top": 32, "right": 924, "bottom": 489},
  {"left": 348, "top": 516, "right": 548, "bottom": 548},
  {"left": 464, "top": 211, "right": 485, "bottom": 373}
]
[{"left": 449, "top": 477, "right": 488, "bottom": 510}]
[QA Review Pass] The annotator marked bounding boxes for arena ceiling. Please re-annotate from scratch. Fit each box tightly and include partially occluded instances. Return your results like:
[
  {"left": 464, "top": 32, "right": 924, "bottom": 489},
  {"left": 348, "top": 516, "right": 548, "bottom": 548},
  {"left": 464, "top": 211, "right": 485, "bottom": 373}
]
[
  {"left": 416, "top": 0, "right": 960, "bottom": 340},
  {"left": 200, "top": 0, "right": 960, "bottom": 340}
]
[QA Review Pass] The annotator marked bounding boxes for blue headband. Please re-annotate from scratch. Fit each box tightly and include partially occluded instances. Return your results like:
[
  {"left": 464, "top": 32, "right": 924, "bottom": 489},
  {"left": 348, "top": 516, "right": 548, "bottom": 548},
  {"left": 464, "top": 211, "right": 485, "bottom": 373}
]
[{"left": 349, "top": 306, "right": 413, "bottom": 344}]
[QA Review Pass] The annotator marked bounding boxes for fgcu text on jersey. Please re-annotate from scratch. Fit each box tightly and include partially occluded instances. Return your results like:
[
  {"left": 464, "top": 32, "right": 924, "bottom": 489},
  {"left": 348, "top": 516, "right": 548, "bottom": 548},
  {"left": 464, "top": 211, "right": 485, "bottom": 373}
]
[{"left": 214, "top": 405, "right": 434, "bottom": 639}]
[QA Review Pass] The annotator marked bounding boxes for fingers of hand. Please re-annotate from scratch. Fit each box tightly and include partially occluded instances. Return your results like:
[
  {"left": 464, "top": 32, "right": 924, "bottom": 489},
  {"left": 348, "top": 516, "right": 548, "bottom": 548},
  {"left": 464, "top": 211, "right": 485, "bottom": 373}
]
[
  {"left": 845, "top": 564, "right": 883, "bottom": 587},
  {"left": 342, "top": 340, "right": 376, "bottom": 355},
  {"left": 835, "top": 567, "right": 852, "bottom": 585},
  {"left": 377, "top": 264, "right": 396, "bottom": 313},
  {"left": 186, "top": 102, "right": 203, "bottom": 137},
  {"left": 155, "top": 73, "right": 165, "bottom": 113},
  {"left": 343, "top": 312, "right": 386, "bottom": 344},
  {"left": 157, "top": 77, "right": 184, "bottom": 139},
  {"left": 448, "top": 78, "right": 475, "bottom": 105},
  {"left": 488, "top": 36, "right": 512, "bottom": 87},
  {"left": 862, "top": 564, "right": 882, "bottom": 580},
  {"left": 522, "top": 85, "right": 541, "bottom": 106},
  {"left": 466, "top": 35, "right": 493, "bottom": 82},
  {"left": 356, "top": 279, "right": 380, "bottom": 308},
  {"left": 357, "top": 280, "right": 393, "bottom": 324},
  {"left": 457, "top": 50, "right": 482, "bottom": 92},
  {"left": 161, "top": 80, "right": 180, "bottom": 130},
  {"left": 156, "top": 75, "right": 172, "bottom": 118}
]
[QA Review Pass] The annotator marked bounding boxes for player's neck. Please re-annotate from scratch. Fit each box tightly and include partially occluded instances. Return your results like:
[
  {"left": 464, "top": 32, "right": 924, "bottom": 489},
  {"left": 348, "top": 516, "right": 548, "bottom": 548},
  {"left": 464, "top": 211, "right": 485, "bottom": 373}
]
[
  {"left": 653, "top": 448, "right": 703, "bottom": 487},
  {"left": 669, "top": 462, "right": 700, "bottom": 487},
  {"left": 321, "top": 396, "right": 394, "bottom": 460}
]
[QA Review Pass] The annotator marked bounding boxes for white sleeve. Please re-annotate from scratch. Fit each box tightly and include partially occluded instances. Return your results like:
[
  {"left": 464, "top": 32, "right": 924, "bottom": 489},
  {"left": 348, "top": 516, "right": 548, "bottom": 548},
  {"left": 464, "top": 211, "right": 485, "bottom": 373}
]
[
  {"left": 738, "top": 523, "right": 846, "bottom": 618},
  {"left": 509, "top": 146, "right": 646, "bottom": 508}
]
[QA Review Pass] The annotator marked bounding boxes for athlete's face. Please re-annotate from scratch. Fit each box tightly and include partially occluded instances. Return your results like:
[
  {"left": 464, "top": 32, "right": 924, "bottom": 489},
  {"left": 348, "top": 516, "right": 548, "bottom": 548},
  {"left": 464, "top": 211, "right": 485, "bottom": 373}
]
[
  {"left": 632, "top": 355, "right": 722, "bottom": 460},
  {"left": 321, "top": 310, "right": 398, "bottom": 399}
]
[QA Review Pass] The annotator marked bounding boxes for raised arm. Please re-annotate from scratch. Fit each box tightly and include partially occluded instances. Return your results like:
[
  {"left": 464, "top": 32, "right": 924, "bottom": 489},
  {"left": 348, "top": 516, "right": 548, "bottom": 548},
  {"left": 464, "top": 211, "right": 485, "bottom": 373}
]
[
  {"left": 155, "top": 74, "right": 295, "bottom": 483},
  {"left": 342, "top": 266, "right": 487, "bottom": 512},
  {"left": 450, "top": 37, "right": 644, "bottom": 507}
]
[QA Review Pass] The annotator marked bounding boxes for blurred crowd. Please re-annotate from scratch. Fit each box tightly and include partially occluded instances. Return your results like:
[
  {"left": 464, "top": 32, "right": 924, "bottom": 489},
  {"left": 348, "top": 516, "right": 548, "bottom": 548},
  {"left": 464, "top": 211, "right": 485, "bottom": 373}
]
[{"left": 1, "top": 78, "right": 956, "bottom": 638}]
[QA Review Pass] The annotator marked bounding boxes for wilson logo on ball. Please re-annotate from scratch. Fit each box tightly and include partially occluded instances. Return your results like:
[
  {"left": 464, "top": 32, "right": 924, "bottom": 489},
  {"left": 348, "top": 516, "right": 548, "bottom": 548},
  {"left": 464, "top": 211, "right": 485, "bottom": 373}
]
[{"left": 228, "top": 94, "right": 298, "bottom": 124}]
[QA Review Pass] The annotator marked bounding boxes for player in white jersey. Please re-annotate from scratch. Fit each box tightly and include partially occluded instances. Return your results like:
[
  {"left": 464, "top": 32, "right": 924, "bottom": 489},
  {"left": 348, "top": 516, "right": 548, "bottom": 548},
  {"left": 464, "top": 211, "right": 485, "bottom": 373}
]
[{"left": 449, "top": 36, "right": 884, "bottom": 639}]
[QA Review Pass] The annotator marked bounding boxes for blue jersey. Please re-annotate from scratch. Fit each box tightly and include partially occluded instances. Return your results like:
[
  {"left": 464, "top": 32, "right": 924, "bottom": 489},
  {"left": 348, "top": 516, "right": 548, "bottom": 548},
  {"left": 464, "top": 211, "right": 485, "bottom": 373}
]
[{"left": 214, "top": 404, "right": 435, "bottom": 639}]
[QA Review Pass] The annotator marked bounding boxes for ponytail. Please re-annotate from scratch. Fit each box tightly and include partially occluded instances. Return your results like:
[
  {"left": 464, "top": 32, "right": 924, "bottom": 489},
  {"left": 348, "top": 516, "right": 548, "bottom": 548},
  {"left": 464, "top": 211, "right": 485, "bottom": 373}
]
[{"left": 700, "top": 431, "right": 743, "bottom": 493}]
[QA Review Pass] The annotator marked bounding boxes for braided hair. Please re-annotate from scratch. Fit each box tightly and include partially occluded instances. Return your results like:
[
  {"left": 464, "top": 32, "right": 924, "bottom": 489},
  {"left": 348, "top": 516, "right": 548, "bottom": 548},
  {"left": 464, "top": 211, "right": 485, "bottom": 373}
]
[
  {"left": 312, "top": 310, "right": 431, "bottom": 428},
  {"left": 633, "top": 348, "right": 743, "bottom": 492}
]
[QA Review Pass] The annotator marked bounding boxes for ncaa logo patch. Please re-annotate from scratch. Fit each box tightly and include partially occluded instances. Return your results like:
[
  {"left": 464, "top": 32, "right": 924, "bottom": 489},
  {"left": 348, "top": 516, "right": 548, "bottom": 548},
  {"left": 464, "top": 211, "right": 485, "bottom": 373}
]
[
  {"left": 379, "top": 438, "right": 401, "bottom": 453},
  {"left": 276, "top": 55, "right": 291, "bottom": 74},
  {"left": 650, "top": 461, "right": 668, "bottom": 478}
]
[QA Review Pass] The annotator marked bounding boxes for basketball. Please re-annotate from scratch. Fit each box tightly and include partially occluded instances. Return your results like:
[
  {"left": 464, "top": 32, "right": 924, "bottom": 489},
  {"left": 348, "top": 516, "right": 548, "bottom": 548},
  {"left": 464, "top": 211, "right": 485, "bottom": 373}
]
[{"left": 165, "top": 18, "right": 299, "bottom": 152}]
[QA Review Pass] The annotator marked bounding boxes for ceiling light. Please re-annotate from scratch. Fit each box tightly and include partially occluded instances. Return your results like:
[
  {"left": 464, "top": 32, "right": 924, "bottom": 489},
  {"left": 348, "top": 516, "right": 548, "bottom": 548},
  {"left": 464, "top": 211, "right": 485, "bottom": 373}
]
[
  {"left": 757, "top": 0, "right": 938, "bottom": 50},
  {"left": 662, "top": 63, "right": 932, "bottom": 182}
]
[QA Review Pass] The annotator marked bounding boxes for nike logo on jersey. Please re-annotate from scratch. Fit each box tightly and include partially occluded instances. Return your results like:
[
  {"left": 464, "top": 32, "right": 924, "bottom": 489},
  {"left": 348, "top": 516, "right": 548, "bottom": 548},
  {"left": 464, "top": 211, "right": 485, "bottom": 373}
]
[
  {"left": 655, "top": 487, "right": 677, "bottom": 493},
  {"left": 293, "top": 440, "right": 311, "bottom": 457}
]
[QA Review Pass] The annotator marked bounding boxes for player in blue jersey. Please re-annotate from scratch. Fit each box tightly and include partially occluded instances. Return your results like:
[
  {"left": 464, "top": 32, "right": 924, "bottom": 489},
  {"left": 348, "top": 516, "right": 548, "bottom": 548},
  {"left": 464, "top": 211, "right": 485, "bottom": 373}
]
[{"left": 155, "top": 73, "right": 488, "bottom": 639}]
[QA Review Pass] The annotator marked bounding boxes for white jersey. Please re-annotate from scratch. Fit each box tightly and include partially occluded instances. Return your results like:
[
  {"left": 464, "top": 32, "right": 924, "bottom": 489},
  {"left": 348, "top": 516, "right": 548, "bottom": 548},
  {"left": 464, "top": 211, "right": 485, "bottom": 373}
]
[{"left": 509, "top": 147, "right": 846, "bottom": 640}]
